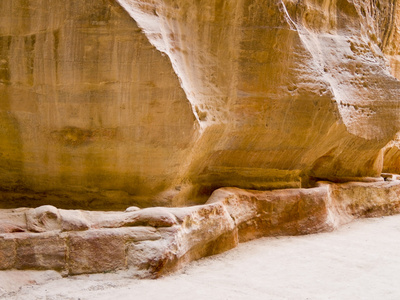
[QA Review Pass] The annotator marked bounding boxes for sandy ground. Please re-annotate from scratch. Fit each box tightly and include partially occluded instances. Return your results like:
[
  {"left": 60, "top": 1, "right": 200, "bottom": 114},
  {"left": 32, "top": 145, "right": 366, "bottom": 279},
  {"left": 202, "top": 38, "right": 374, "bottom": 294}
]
[{"left": 2, "top": 214, "right": 400, "bottom": 300}]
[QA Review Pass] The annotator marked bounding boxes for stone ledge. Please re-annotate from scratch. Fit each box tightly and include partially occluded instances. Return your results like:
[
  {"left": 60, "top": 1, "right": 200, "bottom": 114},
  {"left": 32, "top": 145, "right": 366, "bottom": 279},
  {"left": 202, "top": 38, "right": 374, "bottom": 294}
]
[{"left": 1, "top": 180, "right": 400, "bottom": 277}]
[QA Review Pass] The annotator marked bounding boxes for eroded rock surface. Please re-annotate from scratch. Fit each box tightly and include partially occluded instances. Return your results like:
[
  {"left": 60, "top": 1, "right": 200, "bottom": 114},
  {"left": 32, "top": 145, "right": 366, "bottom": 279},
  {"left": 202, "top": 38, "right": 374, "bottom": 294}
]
[
  {"left": 2, "top": 180, "right": 400, "bottom": 277},
  {"left": 2, "top": 0, "right": 400, "bottom": 281},
  {"left": 1, "top": 0, "right": 400, "bottom": 207},
  {"left": 118, "top": 0, "right": 400, "bottom": 204}
]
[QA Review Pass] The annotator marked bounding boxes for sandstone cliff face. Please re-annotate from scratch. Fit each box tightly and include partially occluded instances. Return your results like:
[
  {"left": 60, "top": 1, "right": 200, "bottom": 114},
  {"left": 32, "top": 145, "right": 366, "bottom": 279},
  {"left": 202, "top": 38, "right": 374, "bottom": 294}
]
[
  {"left": 0, "top": 0, "right": 196, "bottom": 208},
  {"left": 1, "top": 0, "right": 400, "bottom": 208}
]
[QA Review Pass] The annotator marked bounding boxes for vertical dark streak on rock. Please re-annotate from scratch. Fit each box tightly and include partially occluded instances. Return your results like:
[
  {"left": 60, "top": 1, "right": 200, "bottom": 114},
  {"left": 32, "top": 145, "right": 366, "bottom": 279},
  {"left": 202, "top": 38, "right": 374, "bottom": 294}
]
[
  {"left": 0, "top": 36, "right": 12, "bottom": 84},
  {"left": 24, "top": 34, "right": 35, "bottom": 86},
  {"left": 381, "top": 0, "right": 396, "bottom": 51},
  {"left": 53, "top": 29, "right": 60, "bottom": 84}
]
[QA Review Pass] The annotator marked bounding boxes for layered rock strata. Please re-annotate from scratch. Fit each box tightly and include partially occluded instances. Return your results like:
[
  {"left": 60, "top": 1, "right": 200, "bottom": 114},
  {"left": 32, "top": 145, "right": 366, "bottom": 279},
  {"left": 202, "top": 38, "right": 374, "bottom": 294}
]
[{"left": 1, "top": 179, "right": 400, "bottom": 278}]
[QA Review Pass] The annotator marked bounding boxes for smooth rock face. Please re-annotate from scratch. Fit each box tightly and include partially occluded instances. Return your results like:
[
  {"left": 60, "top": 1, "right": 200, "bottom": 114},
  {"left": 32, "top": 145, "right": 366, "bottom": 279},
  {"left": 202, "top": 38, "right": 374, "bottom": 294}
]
[
  {"left": 0, "top": 0, "right": 400, "bottom": 207},
  {"left": 119, "top": 0, "right": 400, "bottom": 203},
  {"left": 0, "top": 0, "right": 196, "bottom": 208}
]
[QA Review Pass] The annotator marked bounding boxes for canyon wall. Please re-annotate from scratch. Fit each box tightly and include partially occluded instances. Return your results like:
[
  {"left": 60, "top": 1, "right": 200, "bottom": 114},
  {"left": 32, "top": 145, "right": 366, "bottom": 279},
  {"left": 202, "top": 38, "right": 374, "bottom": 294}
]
[
  {"left": 0, "top": 0, "right": 196, "bottom": 208},
  {"left": 1, "top": 0, "right": 400, "bottom": 209}
]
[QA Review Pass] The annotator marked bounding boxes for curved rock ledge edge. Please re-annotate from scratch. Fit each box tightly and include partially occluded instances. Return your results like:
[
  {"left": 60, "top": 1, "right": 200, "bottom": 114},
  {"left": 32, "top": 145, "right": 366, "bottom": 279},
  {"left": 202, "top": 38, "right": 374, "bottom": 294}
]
[{"left": 1, "top": 178, "right": 400, "bottom": 278}]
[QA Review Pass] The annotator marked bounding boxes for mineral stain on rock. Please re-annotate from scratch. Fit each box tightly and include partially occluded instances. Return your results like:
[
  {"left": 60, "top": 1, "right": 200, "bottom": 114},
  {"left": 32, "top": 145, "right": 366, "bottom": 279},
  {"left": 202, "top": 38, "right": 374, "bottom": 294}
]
[{"left": 52, "top": 127, "right": 93, "bottom": 147}]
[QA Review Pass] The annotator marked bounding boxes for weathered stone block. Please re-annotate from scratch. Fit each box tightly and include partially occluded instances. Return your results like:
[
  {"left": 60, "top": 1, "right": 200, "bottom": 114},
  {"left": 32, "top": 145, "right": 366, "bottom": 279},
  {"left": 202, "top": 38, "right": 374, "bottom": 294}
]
[
  {"left": 122, "top": 208, "right": 178, "bottom": 227},
  {"left": 330, "top": 181, "right": 400, "bottom": 218},
  {"left": 14, "top": 233, "right": 66, "bottom": 271},
  {"left": 67, "top": 229, "right": 127, "bottom": 275},
  {"left": 59, "top": 209, "right": 90, "bottom": 232},
  {"left": 26, "top": 206, "right": 61, "bottom": 233},
  {"left": 0, "top": 236, "right": 16, "bottom": 269},
  {"left": 208, "top": 186, "right": 332, "bottom": 242},
  {"left": 0, "top": 221, "right": 25, "bottom": 233},
  {"left": 127, "top": 239, "right": 170, "bottom": 277}
]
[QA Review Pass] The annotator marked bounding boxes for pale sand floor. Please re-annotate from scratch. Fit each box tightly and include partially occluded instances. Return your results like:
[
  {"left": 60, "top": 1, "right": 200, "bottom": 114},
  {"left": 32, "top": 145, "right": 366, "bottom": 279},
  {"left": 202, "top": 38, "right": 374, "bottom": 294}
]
[{"left": 2, "top": 214, "right": 400, "bottom": 300}]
